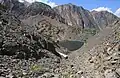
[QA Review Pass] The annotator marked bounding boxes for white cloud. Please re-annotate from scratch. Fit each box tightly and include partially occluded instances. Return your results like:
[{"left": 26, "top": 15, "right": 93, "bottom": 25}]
[
  {"left": 91, "top": 7, "right": 113, "bottom": 13},
  {"left": 19, "top": 0, "right": 36, "bottom": 3},
  {"left": 91, "top": 7, "right": 120, "bottom": 17},
  {"left": 19, "top": 0, "right": 57, "bottom": 7},
  {"left": 47, "top": 2, "right": 57, "bottom": 8},
  {"left": 114, "top": 8, "right": 120, "bottom": 17}
]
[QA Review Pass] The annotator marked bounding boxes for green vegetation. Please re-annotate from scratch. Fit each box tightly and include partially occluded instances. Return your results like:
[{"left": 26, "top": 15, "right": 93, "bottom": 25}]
[
  {"left": 80, "top": 28, "right": 99, "bottom": 42},
  {"left": 30, "top": 64, "right": 44, "bottom": 72},
  {"left": 82, "top": 28, "right": 98, "bottom": 36}
]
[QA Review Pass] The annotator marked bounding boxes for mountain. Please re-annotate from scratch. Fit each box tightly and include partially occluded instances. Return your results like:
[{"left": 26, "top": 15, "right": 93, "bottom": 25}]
[
  {"left": 0, "top": 0, "right": 26, "bottom": 17},
  {"left": 21, "top": 2, "right": 68, "bottom": 41},
  {"left": 53, "top": 3, "right": 120, "bottom": 41},
  {"left": 0, "top": 1, "right": 120, "bottom": 77},
  {"left": 0, "top": 0, "right": 120, "bottom": 57},
  {"left": 54, "top": 3, "right": 120, "bottom": 30},
  {"left": 0, "top": 0, "right": 66, "bottom": 23},
  {"left": 54, "top": 3, "right": 98, "bottom": 29},
  {"left": 0, "top": 0, "right": 69, "bottom": 41},
  {"left": 1, "top": 1, "right": 119, "bottom": 41},
  {"left": 91, "top": 11, "right": 120, "bottom": 29}
]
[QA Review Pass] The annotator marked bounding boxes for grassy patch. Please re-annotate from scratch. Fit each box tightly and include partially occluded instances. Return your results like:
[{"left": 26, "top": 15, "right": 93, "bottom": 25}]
[
  {"left": 80, "top": 28, "right": 99, "bottom": 42},
  {"left": 30, "top": 64, "right": 44, "bottom": 72}
]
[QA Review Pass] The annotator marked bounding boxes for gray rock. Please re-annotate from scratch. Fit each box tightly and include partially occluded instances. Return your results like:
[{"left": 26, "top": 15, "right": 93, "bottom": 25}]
[{"left": 104, "top": 69, "right": 117, "bottom": 78}]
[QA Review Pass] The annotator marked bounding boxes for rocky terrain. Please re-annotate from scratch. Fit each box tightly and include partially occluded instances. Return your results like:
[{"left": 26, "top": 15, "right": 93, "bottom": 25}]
[
  {"left": 0, "top": 0, "right": 120, "bottom": 78},
  {"left": 60, "top": 20, "right": 120, "bottom": 78},
  {"left": 0, "top": 2, "right": 64, "bottom": 78}
]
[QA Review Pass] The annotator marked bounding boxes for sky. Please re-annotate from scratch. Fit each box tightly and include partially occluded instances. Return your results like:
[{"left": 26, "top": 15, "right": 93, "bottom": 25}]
[{"left": 19, "top": 0, "right": 120, "bottom": 17}]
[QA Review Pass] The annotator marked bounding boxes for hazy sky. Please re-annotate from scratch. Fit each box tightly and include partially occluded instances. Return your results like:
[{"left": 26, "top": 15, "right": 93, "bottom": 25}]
[{"left": 19, "top": 0, "right": 120, "bottom": 17}]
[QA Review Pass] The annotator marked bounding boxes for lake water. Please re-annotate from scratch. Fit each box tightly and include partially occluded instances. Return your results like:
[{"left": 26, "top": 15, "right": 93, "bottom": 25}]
[{"left": 59, "top": 40, "right": 84, "bottom": 51}]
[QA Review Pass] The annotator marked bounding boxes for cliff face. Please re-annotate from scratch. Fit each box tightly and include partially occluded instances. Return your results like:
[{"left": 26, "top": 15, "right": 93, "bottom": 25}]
[
  {"left": 91, "top": 11, "right": 120, "bottom": 29},
  {"left": 54, "top": 3, "right": 98, "bottom": 29},
  {"left": 54, "top": 3, "right": 120, "bottom": 30}
]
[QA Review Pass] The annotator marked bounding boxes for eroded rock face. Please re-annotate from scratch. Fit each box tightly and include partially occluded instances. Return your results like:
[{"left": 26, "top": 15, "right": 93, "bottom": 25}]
[
  {"left": 54, "top": 3, "right": 120, "bottom": 31},
  {"left": 54, "top": 3, "right": 98, "bottom": 29},
  {"left": 91, "top": 11, "right": 120, "bottom": 29}
]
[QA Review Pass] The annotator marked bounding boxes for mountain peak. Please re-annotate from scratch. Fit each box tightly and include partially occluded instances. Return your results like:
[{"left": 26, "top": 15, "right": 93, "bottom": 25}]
[
  {"left": 29, "top": 2, "right": 52, "bottom": 10},
  {"left": 55, "top": 3, "right": 84, "bottom": 9},
  {"left": 66, "top": 3, "right": 76, "bottom": 6}
]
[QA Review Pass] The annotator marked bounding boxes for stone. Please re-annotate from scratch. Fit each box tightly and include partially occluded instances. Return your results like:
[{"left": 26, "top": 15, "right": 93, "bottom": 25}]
[
  {"left": 104, "top": 69, "right": 117, "bottom": 78},
  {"left": 0, "top": 77, "right": 5, "bottom": 78},
  {"left": 116, "top": 68, "right": 120, "bottom": 76},
  {"left": 77, "top": 70, "right": 83, "bottom": 74}
]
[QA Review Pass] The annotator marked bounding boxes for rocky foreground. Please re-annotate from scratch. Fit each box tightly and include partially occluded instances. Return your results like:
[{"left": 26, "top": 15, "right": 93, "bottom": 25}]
[{"left": 0, "top": 3, "right": 66, "bottom": 78}]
